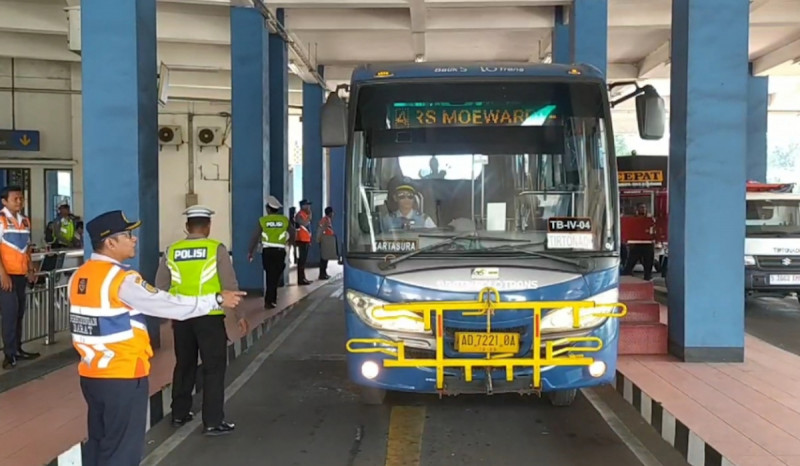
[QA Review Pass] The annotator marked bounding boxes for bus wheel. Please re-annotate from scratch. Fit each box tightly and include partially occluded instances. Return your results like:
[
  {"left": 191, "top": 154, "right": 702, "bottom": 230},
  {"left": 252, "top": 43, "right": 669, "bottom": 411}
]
[
  {"left": 360, "top": 386, "right": 386, "bottom": 405},
  {"left": 547, "top": 389, "right": 577, "bottom": 407}
]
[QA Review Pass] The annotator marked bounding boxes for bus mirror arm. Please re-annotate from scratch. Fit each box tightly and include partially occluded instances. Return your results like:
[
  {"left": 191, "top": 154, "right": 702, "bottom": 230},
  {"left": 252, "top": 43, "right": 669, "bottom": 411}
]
[{"left": 321, "top": 85, "right": 349, "bottom": 148}]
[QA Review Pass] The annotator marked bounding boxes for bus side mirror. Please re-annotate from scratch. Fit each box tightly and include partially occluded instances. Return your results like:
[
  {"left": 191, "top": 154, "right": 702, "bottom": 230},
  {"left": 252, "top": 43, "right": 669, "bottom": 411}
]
[
  {"left": 321, "top": 92, "right": 348, "bottom": 148},
  {"left": 635, "top": 85, "right": 665, "bottom": 140}
]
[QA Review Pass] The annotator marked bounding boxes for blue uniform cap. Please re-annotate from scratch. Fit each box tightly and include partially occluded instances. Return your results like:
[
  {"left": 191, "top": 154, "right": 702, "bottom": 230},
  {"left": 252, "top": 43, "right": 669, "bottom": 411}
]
[{"left": 86, "top": 210, "right": 141, "bottom": 243}]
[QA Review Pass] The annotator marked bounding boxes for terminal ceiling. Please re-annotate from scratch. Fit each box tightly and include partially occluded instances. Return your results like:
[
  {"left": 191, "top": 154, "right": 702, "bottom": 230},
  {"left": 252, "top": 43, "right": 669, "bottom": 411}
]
[{"left": 0, "top": 0, "right": 800, "bottom": 109}]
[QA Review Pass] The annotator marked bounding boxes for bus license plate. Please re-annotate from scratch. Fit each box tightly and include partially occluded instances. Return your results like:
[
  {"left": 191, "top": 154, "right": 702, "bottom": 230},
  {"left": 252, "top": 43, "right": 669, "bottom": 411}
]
[{"left": 455, "top": 332, "right": 519, "bottom": 353}]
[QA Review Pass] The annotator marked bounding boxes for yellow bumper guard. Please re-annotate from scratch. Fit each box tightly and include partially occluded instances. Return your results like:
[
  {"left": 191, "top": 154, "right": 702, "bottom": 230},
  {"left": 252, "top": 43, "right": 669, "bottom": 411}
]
[{"left": 345, "top": 287, "right": 627, "bottom": 392}]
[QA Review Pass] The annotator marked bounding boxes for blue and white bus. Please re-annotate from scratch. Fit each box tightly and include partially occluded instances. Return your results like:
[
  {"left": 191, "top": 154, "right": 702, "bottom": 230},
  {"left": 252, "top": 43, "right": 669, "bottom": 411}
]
[{"left": 321, "top": 63, "right": 664, "bottom": 406}]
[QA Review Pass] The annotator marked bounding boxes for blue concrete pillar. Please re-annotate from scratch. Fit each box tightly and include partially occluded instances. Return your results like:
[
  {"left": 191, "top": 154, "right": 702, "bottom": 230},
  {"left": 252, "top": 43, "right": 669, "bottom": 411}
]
[
  {"left": 667, "top": 0, "right": 749, "bottom": 362},
  {"left": 551, "top": 6, "right": 570, "bottom": 64},
  {"left": 231, "top": 6, "right": 269, "bottom": 294},
  {"left": 329, "top": 146, "right": 346, "bottom": 255},
  {"left": 81, "top": 0, "right": 161, "bottom": 347},
  {"left": 302, "top": 66, "right": 324, "bottom": 267},
  {"left": 569, "top": 0, "right": 607, "bottom": 76},
  {"left": 747, "top": 63, "right": 769, "bottom": 182},
  {"left": 269, "top": 8, "right": 289, "bottom": 284}
]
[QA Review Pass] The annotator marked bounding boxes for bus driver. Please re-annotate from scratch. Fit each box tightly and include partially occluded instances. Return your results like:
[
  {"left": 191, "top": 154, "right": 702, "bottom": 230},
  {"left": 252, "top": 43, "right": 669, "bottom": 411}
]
[{"left": 380, "top": 177, "right": 436, "bottom": 231}]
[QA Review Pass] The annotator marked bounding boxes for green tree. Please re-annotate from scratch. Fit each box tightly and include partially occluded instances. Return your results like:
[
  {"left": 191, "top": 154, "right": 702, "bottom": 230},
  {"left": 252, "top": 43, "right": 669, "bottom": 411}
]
[
  {"left": 768, "top": 142, "right": 800, "bottom": 171},
  {"left": 614, "top": 134, "right": 632, "bottom": 156}
]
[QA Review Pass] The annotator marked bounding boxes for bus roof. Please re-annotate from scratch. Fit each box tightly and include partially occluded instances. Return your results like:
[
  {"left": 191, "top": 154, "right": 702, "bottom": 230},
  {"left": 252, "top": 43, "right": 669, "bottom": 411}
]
[{"left": 350, "top": 62, "right": 605, "bottom": 83}]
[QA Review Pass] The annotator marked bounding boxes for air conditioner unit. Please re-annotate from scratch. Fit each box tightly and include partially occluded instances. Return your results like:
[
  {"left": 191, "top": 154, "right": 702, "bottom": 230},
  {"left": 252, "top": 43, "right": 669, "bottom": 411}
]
[
  {"left": 196, "top": 127, "right": 224, "bottom": 148},
  {"left": 65, "top": 7, "right": 81, "bottom": 54},
  {"left": 158, "top": 125, "right": 183, "bottom": 146}
]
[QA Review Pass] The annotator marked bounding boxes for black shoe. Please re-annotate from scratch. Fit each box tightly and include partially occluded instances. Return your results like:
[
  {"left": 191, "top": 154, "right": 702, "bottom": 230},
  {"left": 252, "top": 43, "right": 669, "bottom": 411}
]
[
  {"left": 2, "top": 356, "right": 16, "bottom": 369},
  {"left": 319, "top": 274, "right": 330, "bottom": 280},
  {"left": 16, "top": 349, "right": 40, "bottom": 360},
  {"left": 203, "top": 421, "right": 235, "bottom": 436},
  {"left": 299, "top": 279, "right": 312, "bottom": 286},
  {"left": 171, "top": 412, "right": 194, "bottom": 427},
  {"left": 265, "top": 302, "right": 276, "bottom": 310}
]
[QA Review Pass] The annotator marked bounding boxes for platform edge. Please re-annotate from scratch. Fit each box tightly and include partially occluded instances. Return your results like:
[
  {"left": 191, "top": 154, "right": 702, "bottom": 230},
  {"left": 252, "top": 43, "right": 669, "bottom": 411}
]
[{"left": 614, "top": 370, "right": 727, "bottom": 466}]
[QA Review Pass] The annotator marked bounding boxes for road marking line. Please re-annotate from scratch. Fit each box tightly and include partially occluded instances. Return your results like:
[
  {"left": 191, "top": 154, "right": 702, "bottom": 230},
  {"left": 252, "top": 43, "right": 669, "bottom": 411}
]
[
  {"left": 141, "top": 290, "right": 329, "bottom": 466},
  {"left": 581, "top": 388, "right": 664, "bottom": 466},
  {"left": 385, "top": 406, "right": 426, "bottom": 466}
]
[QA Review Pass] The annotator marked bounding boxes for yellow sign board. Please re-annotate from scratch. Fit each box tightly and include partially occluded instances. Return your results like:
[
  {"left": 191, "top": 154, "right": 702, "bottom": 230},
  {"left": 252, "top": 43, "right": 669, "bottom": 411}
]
[{"left": 618, "top": 170, "right": 664, "bottom": 184}]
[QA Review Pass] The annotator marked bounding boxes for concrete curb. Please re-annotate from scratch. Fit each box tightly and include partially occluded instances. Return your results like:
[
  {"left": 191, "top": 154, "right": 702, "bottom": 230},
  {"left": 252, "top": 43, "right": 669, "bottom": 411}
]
[
  {"left": 614, "top": 371, "right": 732, "bottom": 466},
  {"left": 47, "top": 275, "right": 343, "bottom": 466}
]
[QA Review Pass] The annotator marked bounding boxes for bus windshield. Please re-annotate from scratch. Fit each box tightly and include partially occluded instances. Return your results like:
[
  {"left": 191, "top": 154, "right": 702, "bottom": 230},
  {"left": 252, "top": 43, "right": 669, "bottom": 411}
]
[{"left": 346, "top": 80, "right": 617, "bottom": 256}]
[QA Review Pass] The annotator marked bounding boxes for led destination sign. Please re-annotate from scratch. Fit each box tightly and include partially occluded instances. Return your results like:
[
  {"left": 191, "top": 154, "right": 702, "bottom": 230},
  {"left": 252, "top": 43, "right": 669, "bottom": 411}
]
[{"left": 389, "top": 102, "right": 557, "bottom": 129}]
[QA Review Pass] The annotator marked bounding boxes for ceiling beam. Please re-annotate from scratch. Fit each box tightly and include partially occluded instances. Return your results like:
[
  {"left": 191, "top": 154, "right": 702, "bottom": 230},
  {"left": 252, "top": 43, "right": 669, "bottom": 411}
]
[
  {"left": 408, "top": 0, "right": 426, "bottom": 59},
  {"left": 752, "top": 36, "right": 800, "bottom": 76},
  {"left": 637, "top": 40, "right": 670, "bottom": 79}
]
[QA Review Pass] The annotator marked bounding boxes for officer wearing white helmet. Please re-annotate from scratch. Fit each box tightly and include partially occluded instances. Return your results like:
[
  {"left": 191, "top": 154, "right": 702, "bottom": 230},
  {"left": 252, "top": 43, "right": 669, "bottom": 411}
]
[
  {"left": 248, "top": 195, "right": 294, "bottom": 309},
  {"left": 155, "top": 205, "right": 247, "bottom": 436}
]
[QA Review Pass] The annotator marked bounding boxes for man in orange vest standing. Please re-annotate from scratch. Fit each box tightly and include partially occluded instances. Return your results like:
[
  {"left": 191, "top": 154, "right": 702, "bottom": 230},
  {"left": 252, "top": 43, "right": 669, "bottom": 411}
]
[
  {"left": 294, "top": 199, "right": 313, "bottom": 285},
  {"left": 69, "top": 210, "right": 245, "bottom": 465},
  {"left": 0, "top": 185, "right": 39, "bottom": 369}
]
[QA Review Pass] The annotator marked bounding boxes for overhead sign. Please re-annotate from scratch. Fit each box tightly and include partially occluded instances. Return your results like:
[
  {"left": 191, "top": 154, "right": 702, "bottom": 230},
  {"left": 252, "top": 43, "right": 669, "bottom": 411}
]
[
  {"left": 616, "top": 155, "right": 668, "bottom": 188},
  {"left": 0, "top": 130, "right": 40, "bottom": 152},
  {"left": 389, "top": 103, "right": 557, "bottom": 129}
]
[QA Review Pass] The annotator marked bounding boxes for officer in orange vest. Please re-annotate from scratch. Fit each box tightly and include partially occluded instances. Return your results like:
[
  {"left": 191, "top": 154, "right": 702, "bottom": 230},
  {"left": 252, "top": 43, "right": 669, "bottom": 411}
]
[
  {"left": 69, "top": 210, "right": 245, "bottom": 466},
  {"left": 294, "top": 199, "right": 313, "bottom": 285},
  {"left": 317, "top": 206, "right": 336, "bottom": 280},
  {"left": 0, "top": 185, "right": 39, "bottom": 370}
]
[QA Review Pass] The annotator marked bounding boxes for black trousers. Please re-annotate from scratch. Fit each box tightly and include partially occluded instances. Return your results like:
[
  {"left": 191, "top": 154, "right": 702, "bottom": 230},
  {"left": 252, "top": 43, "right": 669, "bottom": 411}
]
[
  {"left": 262, "top": 247, "right": 286, "bottom": 304},
  {"left": 171, "top": 315, "right": 227, "bottom": 427},
  {"left": 80, "top": 376, "right": 148, "bottom": 466},
  {"left": 296, "top": 242, "right": 310, "bottom": 281},
  {"left": 0, "top": 275, "right": 28, "bottom": 358},
  {"left": 622, "top": 243, "right": 655, "bottom": 280},
  {"left": 319, "top": 259, "right": 328, "bottom": 277}
]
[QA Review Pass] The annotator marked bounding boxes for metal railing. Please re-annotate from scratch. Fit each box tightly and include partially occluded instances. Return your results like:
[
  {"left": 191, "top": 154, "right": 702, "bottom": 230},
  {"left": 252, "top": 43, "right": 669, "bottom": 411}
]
[{"left": 0, "top": 266, "right": 78, "bottom": 349}]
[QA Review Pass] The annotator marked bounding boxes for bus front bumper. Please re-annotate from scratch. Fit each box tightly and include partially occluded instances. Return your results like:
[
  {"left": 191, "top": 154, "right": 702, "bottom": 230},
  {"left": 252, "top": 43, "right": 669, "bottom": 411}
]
[{"left": 344, "top": 287, "right": 626, "bottom": 396}]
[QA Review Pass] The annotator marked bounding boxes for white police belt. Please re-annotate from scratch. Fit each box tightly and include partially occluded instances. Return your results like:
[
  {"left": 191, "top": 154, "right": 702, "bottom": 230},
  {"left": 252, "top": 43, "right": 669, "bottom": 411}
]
[{"left": 261, "top": 242, "right": 286, "bottom": 249}]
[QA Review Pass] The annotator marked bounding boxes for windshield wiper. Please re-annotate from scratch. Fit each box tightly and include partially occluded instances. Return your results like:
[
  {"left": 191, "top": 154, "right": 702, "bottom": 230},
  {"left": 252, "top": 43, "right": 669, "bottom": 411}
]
[
  {"left": 377, "top": 232, "right": 484, "bottom": 270},
  {"left": 482, "top": 242, "right": 593, "bottom": 271}
]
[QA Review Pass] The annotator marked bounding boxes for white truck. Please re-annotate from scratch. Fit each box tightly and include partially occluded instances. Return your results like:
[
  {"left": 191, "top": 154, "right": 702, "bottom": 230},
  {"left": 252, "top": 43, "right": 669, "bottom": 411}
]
[{"left": 745, "top": 182, "right": 800, "bottom": 302}]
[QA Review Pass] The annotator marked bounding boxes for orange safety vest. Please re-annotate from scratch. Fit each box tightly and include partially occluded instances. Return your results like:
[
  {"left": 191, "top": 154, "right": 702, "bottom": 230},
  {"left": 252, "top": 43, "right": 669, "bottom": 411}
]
[
  {"left": 319, "top": 217, "right": 334, "bottom": 236},
  {"left": 69, "top": 260, "right": 154, "bottom": 379},
  {"left": 0, "top": 212, "right": 31, "bottom": 275},
  {"left": 296, "top": 211, "right": 311, "bottom": 243}
]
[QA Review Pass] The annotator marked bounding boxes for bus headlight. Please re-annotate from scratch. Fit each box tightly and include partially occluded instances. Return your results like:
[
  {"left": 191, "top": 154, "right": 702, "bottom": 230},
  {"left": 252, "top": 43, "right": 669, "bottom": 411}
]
[
  {"left": 346, "top": 290, "right": 428, "bottom": 334},
  {"left": 540, "top": 289, "right": 619, "bottom": 332}
]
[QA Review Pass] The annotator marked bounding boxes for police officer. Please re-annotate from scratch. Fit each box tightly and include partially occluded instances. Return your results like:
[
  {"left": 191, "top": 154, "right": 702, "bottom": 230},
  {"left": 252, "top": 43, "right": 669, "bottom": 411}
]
[
  {"left": 248, "top": 196, "right": 294, "bottom": 309},
  {"left": 70, "top": 210, "right": 244, "bottom": 465},
  {"left": 155, "top": 205, "right": 246, "bottom": 437},
  {"left": 294, "top": 199, "right": 313, "bottom": 285}
]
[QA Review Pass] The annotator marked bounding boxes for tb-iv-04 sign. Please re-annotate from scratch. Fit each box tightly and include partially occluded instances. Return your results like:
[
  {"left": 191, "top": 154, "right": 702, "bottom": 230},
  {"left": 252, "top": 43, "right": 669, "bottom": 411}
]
[{"left": 546, "top": 217, "right": 594, "bottom": 250}]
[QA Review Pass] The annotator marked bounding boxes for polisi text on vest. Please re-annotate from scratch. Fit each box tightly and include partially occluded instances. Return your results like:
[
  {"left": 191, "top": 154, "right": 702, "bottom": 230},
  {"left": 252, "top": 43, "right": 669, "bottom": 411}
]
[{"left": 174, "top": 248, "right": 208, "bottom": 261}]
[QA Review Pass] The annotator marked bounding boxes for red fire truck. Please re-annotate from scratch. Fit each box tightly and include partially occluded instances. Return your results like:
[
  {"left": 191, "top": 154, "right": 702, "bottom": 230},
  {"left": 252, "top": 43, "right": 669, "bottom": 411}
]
[{"left": 617, "top": 155, "right": 668, "bottom": 274}]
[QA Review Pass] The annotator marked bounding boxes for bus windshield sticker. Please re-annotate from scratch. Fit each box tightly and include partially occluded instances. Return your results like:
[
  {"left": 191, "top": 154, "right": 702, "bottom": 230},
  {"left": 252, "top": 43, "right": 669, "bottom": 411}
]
[
  {"left": 374, "top": 239, "right": 419, "bottom": 253},
  {"left": 471, "top": 267, "right": 500, "bottom": 280},
  {"left": 546, "top": 217, "right": 594, "bottom": 250}
]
